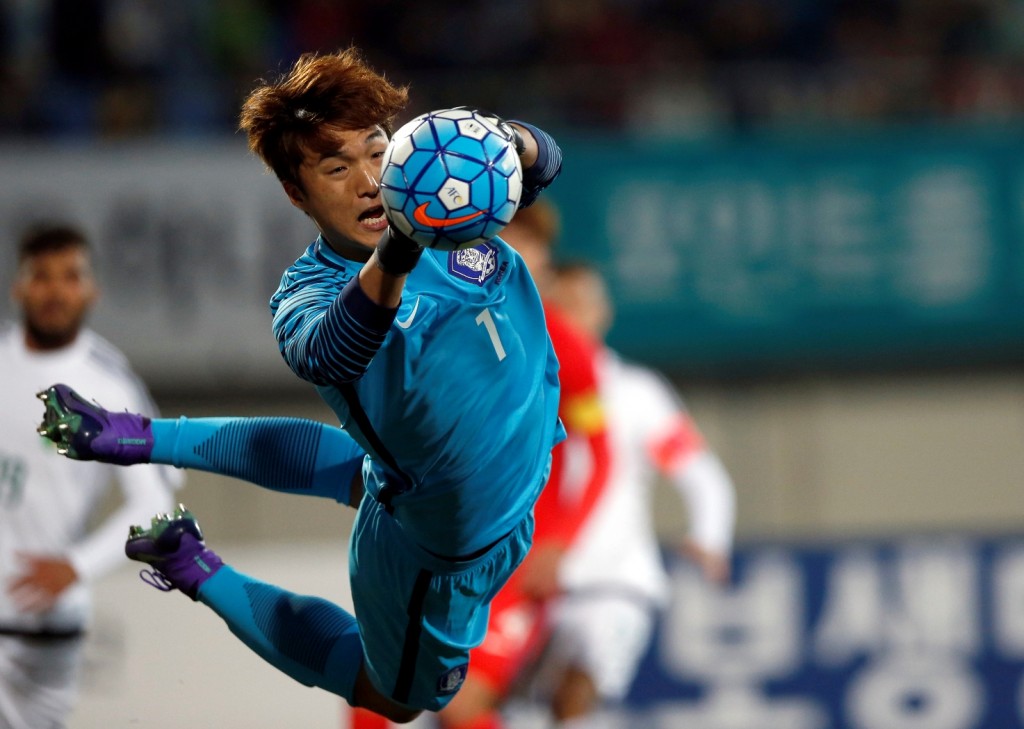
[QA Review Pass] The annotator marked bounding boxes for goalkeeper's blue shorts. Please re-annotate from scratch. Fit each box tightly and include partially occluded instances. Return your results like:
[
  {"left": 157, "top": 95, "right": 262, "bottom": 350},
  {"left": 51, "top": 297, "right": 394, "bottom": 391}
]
[{"left": 348, "top": 492, "right": 534, "bottom": 711}]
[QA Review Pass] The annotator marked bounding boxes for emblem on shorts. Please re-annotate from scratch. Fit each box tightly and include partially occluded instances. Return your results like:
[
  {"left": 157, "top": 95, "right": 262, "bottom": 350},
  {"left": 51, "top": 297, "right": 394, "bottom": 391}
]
[
  {"left": 448, "top": 244, "right": 498, "bottom": 286},
  {"left": 437, "top": 663, "right": 468, "bottom": 695}
]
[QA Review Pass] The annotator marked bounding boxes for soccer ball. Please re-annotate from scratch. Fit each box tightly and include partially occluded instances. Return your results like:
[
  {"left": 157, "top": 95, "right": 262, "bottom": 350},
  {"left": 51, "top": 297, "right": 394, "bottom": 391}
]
[{"left": 380, "top": 108, "right": 523, "bottom": 251}]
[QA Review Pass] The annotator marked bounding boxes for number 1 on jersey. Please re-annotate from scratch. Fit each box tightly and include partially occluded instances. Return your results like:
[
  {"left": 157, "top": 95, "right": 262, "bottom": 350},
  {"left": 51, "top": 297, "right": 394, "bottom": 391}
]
[{"left": 475, "top": 308, "right": 507, "bottom": 361}]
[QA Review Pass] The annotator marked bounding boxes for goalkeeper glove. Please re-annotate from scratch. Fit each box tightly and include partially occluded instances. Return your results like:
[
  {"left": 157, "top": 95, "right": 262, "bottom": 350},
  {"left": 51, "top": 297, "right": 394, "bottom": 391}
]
[
  {"left": 451, "top": 106, "right": 526, "bottom": 157},
  {"left": 375, "top": 225, "right": 424, "bottom": 276}
]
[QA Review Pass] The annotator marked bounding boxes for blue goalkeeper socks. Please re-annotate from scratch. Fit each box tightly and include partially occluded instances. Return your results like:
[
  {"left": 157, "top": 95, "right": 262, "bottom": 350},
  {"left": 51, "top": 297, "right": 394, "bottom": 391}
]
[
  {"left": 197, "top": 566, "right": 363, "bottom": 703},
  {"left": 150, "top": 416, "right": 359, "bottom": 503}
]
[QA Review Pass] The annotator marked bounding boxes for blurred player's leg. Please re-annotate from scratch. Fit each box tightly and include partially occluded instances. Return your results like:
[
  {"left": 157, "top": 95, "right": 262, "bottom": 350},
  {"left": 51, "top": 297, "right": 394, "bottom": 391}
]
[
  {"left": 0, "top": 635, "right": 83, "bottom": 729},
  {"left": 525, "top": 593, "right": 653, "bottom": 726},
  {"left": 551, "top": 665, "right": 598, "bottom": 723},
  {"left": 439, "top": 678, "right": 504, "bottom": 729}
]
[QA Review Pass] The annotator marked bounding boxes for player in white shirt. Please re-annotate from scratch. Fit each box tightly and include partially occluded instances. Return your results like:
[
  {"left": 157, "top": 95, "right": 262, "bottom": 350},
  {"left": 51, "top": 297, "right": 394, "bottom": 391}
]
[
  {"left": 0, "top": 225, "right": 180, "bottom": 729},
  {"left": 519, "top": 261, "right": 736, "bottom": 727}
]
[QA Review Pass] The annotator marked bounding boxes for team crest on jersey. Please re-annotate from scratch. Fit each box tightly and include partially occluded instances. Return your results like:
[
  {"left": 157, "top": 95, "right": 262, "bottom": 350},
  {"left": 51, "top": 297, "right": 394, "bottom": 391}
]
[
  {"left": 448, "top": 244, "right": 498, "bottom": 286},
  {"left": 436, "top": 663, "right": 468, "bottom": 695}
]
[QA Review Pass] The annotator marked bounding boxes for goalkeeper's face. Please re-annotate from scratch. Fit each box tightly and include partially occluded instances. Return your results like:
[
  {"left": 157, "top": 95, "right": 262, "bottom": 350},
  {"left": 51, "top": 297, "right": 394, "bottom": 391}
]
[
  {"left": 13, "top": 247, "right": 98, "bottom": 351},
  {"left": 283, "top": 124, "right": 390, "bottom": 260}
]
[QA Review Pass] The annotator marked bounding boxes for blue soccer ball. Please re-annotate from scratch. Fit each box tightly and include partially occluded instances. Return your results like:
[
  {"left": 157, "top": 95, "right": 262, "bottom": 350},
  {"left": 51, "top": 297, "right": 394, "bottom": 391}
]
[{"left": 380, "top": 108, "right": 524, "bottom": 251}]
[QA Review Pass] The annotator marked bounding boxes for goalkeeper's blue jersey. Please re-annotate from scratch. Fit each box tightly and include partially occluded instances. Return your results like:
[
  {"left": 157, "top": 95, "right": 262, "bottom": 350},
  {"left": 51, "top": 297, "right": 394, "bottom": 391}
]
[{"left": 270, "top": 237, "right": 563, "bottom": 558}]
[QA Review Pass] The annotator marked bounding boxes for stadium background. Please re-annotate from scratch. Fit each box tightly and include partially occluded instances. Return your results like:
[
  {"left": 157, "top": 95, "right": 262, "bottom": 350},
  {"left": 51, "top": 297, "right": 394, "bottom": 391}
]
[{"left": 1, "top": 1, "right": 1023, "bottom": 727}]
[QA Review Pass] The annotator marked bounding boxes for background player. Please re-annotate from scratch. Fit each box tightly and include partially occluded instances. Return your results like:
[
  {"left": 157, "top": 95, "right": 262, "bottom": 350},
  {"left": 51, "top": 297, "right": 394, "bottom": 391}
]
[
  {"left": 0, "top": 224, "right": 179, "bottom": 729},
  {"left": 513, "top": 259, "right": 736, "bottom": 727},
  {"left": 43, "top": 47, "right": 565, "bottom": 724},
  {"left": 429, "top": 199, "right": 613, "bottom": 729}
]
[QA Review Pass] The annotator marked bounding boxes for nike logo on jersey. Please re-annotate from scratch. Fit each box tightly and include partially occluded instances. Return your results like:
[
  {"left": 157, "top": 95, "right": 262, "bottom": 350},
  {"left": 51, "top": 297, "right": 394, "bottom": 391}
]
[
  {"left": 396, "top": 296, "right": 421, "bottom": 329},
  {"left": 414, "top": 202, "right": 484, "bottom": 228}
]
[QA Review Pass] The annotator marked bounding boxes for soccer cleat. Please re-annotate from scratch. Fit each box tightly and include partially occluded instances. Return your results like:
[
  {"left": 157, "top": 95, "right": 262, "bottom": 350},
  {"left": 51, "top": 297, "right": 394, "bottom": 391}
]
[
  {"left": 36, "top": 383, "right": 154, "bottom": 464},
  {"left": 125, "top": 505, "right": 224, "bottom": 600}
]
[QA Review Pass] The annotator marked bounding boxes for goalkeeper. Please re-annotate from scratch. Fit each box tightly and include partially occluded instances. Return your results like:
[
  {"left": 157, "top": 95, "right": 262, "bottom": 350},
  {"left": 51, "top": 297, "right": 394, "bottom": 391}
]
[{"left": 39, "top": 46, "right": 563, "bottom": 724}]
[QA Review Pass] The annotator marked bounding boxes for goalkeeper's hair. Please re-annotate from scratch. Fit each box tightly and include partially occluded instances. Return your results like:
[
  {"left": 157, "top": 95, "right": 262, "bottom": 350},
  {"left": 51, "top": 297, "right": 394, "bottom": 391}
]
[
  {"left": 18, "top": 224, "right": 90, "bottom": 263},
  {"left": 239, "top": 47, "right": 409, "bottom": 188}
]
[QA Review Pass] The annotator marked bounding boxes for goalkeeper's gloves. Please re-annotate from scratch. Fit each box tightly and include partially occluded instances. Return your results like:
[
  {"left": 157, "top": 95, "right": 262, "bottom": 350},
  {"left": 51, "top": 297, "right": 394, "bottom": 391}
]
[
  {"left": 375, "top": 225, "right": 423, "bottom": 276},
  {"left": 451, "top": 106, "right": 526, "bottom": 156},
  {"left": 450, "top": 106, "right": 562, "bottom": 208}
]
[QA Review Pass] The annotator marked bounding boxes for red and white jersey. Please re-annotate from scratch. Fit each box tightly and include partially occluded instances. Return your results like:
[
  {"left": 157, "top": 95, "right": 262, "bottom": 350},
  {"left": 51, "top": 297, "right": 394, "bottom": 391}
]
[
  {"left": 0, "top": 323, "right": 181, "bottom": 633},
  {"left": 559, "top": 350, "right": 735, "bottom": 604},
  {"left": 531, "top": 302, "right": 611, "bottom": 549}
]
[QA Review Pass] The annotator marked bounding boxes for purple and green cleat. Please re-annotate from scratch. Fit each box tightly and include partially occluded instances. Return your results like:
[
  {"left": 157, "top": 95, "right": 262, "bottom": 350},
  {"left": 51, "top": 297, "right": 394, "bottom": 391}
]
[
  {"left": 36, "top": 383, "right": 154, "bottom": 464},
  {"left": 125, "top": 505, "right": 224, "bottom": 600}
]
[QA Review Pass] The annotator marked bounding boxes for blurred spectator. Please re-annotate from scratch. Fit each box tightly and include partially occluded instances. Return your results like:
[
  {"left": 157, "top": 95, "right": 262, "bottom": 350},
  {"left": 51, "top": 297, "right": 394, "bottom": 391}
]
[{"left": 2, "top": 0, "right": 1024, "bottom": 137}]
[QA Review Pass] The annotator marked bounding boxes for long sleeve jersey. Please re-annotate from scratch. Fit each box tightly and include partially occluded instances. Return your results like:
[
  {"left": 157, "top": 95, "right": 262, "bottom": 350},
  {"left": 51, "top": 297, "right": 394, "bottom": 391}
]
[{"left": 270, "top": 238, "right": 564, "bottom": 558}]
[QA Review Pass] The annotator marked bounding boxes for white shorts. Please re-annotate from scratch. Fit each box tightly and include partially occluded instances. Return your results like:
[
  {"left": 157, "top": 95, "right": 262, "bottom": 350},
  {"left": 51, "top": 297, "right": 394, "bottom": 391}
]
[
  {"left": 0, "top": 634, "right": 84, "bottom": 729},
  {"left": 526, "top": 591, "right": 655, "bottom": 702}
]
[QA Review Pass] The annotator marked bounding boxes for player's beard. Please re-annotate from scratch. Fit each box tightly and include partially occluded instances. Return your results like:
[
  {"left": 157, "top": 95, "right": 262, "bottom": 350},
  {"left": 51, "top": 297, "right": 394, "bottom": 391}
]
[{"left": 22, "top": 312, "right": 84, "bottom": 350}]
